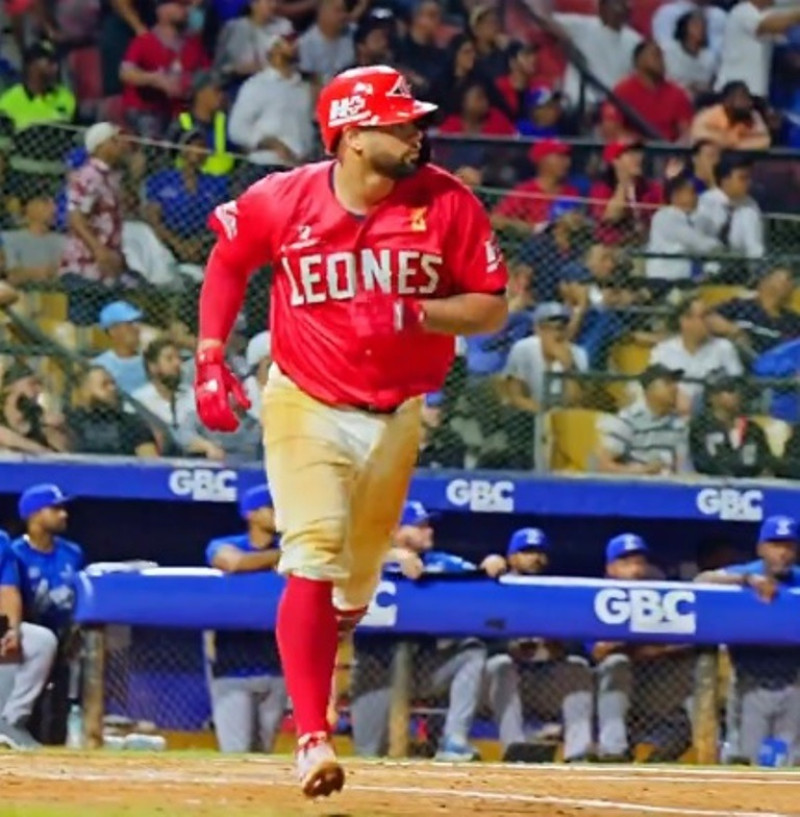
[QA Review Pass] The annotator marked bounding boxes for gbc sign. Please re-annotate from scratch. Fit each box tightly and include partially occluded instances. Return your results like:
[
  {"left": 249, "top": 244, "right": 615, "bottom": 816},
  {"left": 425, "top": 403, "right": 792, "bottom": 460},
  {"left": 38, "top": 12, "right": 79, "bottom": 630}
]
[
  {"left": 445, "top": 479, "right": 515, "bottom": 512},
  {"left": 168, "top": 469, "right": 238, "bottom": 502},
  {"left": 696, "top": 488, "right": 763, "bottom": 522},
  {"left": 361, "top": 580, "right": 398, "bottom": 628},
  {"left": 594, "top": 588, "right": 697, "bottom": 635}
]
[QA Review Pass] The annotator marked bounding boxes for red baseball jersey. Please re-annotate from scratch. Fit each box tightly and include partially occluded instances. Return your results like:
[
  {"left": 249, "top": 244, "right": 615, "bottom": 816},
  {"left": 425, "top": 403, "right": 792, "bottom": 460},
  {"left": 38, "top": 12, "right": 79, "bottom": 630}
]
[{"left": 208, "top": 161, "right": 508, "bottom": 410}]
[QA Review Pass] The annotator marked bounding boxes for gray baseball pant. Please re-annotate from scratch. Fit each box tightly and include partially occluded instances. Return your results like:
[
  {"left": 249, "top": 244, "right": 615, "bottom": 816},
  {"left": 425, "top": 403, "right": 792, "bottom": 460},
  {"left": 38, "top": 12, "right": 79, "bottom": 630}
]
[
  {"left": 209, "top": 674, "right": 288, "bottom": 753},
  {"left": 596, "top": 652, "right": 694, "bottom": 759},
  {"left": 0, "top": 622, "right": 58, "bottom": 726},
  {"left": 726, "top": 673, "right": 800, "bottom": 764},
  {"left": 484, "top": 654, "right": 594, "bottom": 759},
  {"left": 350, "top": 641, "right": 487, "bottom": 756}
]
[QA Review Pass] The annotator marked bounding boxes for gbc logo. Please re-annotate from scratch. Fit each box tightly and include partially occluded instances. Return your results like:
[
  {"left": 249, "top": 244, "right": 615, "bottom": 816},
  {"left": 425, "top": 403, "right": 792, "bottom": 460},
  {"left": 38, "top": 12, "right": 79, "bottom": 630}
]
[
  {"left": 594, "top": 588, "right": 697, "bottom": 635},
  {"left": 445, "top": 479, "right": 515, "bottom": 513},
  {"left": 168, "top": 469, "right": 238, "bottom": 502},
  {"left": 696, "top": 488, "right": 763, "bottom": 522},
  {"left": 361, "top": 580, "right": 398, "bottom": 628}
]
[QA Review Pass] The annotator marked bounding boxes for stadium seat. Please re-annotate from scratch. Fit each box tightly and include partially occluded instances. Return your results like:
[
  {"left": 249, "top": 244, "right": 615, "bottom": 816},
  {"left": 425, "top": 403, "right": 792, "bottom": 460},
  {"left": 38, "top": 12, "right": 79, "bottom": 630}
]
[
  {"left": 609, "top": 338, "right": 651, "bottom": 376},
  {"left": 751, "top": 415, "right": 792, "bottom": 458},
  {"left": 36, "top": 317, "right": 79, "bottom": 351},
  {"left": 698, "top": 285, "right": 750, "bottom": 308},
  {"left": 789, "top": 288, "right": 800, "bottom": 314},
  {"left": 547, "top": 408, "right": 608, "bottom": 472},
  {"left": 26, "top": 290, "right": 68, "bottom": 322}
]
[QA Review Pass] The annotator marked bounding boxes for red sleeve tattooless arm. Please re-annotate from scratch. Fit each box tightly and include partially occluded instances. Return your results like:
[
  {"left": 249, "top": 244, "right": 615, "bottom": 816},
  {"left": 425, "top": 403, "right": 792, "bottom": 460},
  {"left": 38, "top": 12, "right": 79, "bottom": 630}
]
[{"left": 197, "top": 239, "right": 252, "bottom": 345}]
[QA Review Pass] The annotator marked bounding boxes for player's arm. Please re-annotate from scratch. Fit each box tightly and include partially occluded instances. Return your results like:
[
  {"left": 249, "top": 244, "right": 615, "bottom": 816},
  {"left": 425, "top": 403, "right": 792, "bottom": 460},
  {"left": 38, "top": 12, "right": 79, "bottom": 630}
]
[
  {"left": 211, "top": 544, "right": 281, "bottom": 574},
  {"left": 420, "top": 191, "right": 508, "bottom": 336}
]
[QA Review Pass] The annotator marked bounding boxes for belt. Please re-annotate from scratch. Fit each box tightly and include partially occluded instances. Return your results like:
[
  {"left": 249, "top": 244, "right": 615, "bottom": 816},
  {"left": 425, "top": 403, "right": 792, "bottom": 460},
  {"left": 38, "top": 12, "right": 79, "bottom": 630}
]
[{"left": 350, "top": 402, "right": 401, "bottom": 416}]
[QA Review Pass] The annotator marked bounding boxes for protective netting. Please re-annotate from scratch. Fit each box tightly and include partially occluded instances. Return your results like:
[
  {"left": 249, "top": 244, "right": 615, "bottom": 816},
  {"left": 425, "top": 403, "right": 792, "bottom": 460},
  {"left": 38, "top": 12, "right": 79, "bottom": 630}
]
[{"left": 1, "top": 123, "right": 800, "bottom": 475}]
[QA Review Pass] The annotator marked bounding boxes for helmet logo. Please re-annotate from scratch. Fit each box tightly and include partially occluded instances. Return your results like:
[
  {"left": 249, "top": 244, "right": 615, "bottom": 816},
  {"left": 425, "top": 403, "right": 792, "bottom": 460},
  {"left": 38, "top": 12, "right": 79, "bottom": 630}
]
[
  {"left": 329, "top": 94, "right": 368, "bottom": 126},
  {"left": 387, "top": 74, "right": 412, "bottom": 99}
]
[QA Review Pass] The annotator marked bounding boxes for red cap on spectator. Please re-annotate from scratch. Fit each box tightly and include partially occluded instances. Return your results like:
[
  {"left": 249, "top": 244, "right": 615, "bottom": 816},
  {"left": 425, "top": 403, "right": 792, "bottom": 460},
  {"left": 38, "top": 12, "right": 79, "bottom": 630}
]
[
  {"left": 603, "top": 140, "right": 644, "bottom": 164},
  {"left": 5, "top": 0, "right": 33, "bottom": 14},
  {"left": 529, "top": 138, "right": 570, "bottom": 165}
]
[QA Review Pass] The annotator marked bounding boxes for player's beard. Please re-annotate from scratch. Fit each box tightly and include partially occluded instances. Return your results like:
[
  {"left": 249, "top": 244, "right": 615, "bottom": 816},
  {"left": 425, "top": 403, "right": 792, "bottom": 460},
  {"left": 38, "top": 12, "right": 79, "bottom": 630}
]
[{"left": 370, "top": 150, "right": 421, "bottom": 180}]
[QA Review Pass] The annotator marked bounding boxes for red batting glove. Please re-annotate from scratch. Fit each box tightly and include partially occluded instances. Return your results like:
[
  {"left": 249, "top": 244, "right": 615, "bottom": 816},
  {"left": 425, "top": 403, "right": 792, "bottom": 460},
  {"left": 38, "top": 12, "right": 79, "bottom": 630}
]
[
  {"left": 194, "top": 345, "right": 251, "bottom": 432},
  {"left": 350, "top": 291, "right": 425, "bottom": 340}
]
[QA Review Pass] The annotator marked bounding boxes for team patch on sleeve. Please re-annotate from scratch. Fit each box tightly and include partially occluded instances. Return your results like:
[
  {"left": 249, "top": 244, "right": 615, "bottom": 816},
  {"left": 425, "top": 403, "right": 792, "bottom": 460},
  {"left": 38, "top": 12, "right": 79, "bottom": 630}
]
[
  {"left": 485, "top": 234, "right": 503, "bottom": 274},
  {"left": 212, "top": 201, "right": 239, "bottom": 240}
]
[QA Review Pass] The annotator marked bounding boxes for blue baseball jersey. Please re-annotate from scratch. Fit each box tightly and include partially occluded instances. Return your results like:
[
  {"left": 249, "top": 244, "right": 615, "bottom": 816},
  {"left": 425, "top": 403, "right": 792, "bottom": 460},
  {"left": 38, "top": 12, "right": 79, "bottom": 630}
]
[
  {"left": 722, "top": 559, "right": 800, "bottom": 685},
  {"left": 205, "top": 532, "right": 282, "bottom": 679},
  {"left": 0, "top": 530, "right": 18, "bottom": 588},
  {"left": 384, "top": 549, "right": 477, "bottom": 576},
  {"left": 9, "top": 535, "right": 84, "bottom": 634}
]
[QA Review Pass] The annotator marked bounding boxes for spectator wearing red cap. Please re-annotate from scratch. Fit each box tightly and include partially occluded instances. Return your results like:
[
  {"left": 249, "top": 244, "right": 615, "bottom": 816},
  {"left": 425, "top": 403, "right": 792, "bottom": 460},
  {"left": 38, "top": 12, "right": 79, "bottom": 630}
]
[
  {"left": 491, "top": 140, "right": 579, "bottom": 234},
  {"left": 590, "top": 141, "right": 662, "bottom": 246},
  {"left": 437, "top": 80, "right": 516, "bottom": 136},
  {"left": 494, "top": 42, "right": 550, "bottom": 122},
  {"left": 602, "top": 40, "right": 693, "bottom": 142}
]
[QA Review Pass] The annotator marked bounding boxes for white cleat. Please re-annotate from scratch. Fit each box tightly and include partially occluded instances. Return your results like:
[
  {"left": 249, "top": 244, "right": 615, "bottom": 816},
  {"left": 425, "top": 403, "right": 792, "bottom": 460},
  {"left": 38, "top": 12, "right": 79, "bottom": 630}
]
[{"left": 296, "top": 732, "right": 345, "bottom": 799}]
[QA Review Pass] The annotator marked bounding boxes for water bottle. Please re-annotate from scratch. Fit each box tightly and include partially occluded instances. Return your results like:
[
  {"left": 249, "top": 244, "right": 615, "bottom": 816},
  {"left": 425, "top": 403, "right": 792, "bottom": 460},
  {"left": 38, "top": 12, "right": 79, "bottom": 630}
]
[{"left": 65, "top": 703, "right": 84, "bottom": 749}]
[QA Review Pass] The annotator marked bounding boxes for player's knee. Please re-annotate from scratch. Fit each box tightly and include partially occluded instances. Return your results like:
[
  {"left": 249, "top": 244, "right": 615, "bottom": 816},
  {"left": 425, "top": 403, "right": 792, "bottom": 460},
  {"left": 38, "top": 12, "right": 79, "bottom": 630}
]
[
  {"left": 24, "top": 624, "right": 58, "bottom": 664},
  {"left": 486, "top": 653, "right": 516, "bottom": 679}
]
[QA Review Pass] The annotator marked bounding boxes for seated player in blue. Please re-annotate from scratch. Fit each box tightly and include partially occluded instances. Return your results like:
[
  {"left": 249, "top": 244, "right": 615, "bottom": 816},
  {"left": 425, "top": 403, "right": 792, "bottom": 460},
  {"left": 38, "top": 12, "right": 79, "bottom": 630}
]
[
  {"left": 695, "top": 515, "right": 800, "bottom": 765},
  {"left": 0, "top": 527, "right": 58, "bottom": 750},
  {"left": 204, "top": 484, "right": 288, "bottom": 753},
  {"left": 350, "top": 500, "right": 507, "bottom": 762}
]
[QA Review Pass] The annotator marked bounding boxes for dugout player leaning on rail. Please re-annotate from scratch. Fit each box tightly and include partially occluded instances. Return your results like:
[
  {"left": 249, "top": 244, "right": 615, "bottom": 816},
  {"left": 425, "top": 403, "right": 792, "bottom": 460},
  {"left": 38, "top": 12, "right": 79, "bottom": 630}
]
[
  {"left": 6, "top": 484, "right": 83, "bottom": 746},
  {"left": 204, "top": 484, "right": 288, "bottom": 754},
  {"left": 594, "top": 535, "right": 694, "bottom": 763},
  {"left": 484, "top": 528, "right": 594, "bottom": 764},
  {"left": 695, "top": 515, "right": 800, "bottom": 765},
  {"left": 193, "top": 65, "right": 508, "bottom": 797},
  {"left": 0, "top": 527, "right": 57, "bottom": 750},
  {"left": 349, "top": 501, "right": 507, "bottom": 761}
]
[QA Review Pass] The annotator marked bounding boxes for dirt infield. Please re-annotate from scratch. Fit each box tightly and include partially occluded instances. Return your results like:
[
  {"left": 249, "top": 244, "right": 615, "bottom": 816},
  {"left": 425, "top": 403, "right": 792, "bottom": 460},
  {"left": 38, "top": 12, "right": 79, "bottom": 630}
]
[{"left": 2, "top": 752, "right": 800, "bottom": 817}]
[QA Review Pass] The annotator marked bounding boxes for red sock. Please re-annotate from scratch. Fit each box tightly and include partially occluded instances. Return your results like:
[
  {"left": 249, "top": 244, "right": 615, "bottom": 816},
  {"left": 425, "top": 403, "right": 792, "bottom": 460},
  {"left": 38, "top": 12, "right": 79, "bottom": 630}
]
[{"left": 277, "top": 575, "right": 338, "bottom": 739}]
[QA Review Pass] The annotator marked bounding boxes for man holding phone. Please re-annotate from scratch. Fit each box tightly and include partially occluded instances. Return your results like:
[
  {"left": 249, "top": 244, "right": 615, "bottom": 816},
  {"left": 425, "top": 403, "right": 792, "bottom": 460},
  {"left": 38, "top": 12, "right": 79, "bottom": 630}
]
[{"left": 0, "top": 528, "right": 57, "bottom": 749}]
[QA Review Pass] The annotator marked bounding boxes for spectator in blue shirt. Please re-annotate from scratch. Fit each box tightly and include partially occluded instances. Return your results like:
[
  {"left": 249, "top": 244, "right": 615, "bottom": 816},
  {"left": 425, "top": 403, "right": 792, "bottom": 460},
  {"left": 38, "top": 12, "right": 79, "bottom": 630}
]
[
  {"left": 0, "top": 528, "right": 57, "bottom": 750},
  {"left": 204, "top": 484, "right": 287, "bottom": 753},
  {"left": 351, "top": 501, "right": 506, "bottom": 762},
  {"left": 695, "top": 515, "right": 800, "bottom": 765},
  {"left": 92, "top": 300, "right": 148, "bottom": 395},
  {"left": 144, "top": 128, "right": 229, "bottom": 266}
]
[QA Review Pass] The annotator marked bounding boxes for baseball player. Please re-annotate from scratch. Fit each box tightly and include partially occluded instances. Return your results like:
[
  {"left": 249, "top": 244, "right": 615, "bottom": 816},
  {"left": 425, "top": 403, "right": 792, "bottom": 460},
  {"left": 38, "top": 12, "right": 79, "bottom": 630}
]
[
  {"left": 193, "top": 66, "right": 508, "bottom": 796},
  {"left": 6, "top": 485, "right": 82, "bottom": 745},
  {"left": 484, "top": 528, "right": 594, "bottom": 763},
  {"left": 695, "top": 515, "right": 800, "bottom": 764},
  {"left": 594, "top": 534, "right": 694, "bottom": 762},
  {"left": 350, "top": 501, "right": 506, "bottom": 761},
  {"left": 204, "top": 485, "right": 287, "bottom": 753},
  {"left": 0, "top": 528, "right": 57, "bottom": 749}
]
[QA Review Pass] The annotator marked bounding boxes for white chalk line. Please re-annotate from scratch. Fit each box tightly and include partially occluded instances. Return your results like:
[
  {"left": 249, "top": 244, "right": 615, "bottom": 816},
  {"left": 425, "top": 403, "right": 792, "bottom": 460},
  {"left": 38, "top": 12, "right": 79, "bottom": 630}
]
[{"left": 3, "top": 765, "right": 800, "bottom": 817}]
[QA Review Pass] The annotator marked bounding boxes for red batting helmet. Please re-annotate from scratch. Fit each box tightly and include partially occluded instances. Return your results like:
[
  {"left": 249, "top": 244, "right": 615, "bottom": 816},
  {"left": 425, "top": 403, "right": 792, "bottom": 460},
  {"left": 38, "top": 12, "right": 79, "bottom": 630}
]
[{"left": 317, "top": 65, "right": 438, "bottom": 154}]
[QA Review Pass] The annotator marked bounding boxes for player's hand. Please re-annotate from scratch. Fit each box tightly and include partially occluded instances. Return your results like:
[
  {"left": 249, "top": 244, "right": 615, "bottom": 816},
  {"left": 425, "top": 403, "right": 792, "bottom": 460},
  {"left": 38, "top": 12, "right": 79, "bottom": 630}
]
[
  {"left": 396, "top": 549, "right": 425, "bottom": 581},
  {"left": 194, "top": 344, "right": 251, "bottom": 432},
  {"left": 350, "top": 291, "right": 425, "bottom": 339},
  {"left": 744, "top": 574, "right": 778, "bottom": 603},
  {"left": 480, "top": 554, "right": 507, "bottom": 579}
]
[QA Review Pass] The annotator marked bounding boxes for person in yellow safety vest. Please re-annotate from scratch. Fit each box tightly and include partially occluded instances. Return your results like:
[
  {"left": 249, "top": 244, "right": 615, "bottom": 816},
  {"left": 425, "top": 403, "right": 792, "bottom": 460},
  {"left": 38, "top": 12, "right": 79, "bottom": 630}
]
[{"left": 171, "top": 71, "right": 234, "bottom": 176}]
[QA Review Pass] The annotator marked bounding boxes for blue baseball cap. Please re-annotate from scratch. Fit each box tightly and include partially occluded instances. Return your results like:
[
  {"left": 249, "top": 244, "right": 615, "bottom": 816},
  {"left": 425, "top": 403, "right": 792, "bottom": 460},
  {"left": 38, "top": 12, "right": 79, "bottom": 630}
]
[
  {"left": 758, "top": 515, "right": 798, "bottom": 544},
  {"left": 239, "top": 484, "right": 273, "bottom": 518},
  {"left": 507, "top": 527, "right": 549, "bottom": 556},
  {"left": 99, "top": 300, "right": 143, "bottom": 330},
  {"left": 550, "top": 198, "right": 583, "bottom": 222},
  {"left": 534, "top": 301, "right": 570, "bottom": 326},
  {"left": 18, "top": 483, "right": 71, "bottom": 520},
  {"left": 606, "top": 533, "right": 649, "bottom": 565},
  {"left": 399, "top": 501, "right": 436, "bottom": 527},
  {"left": 424, "top": 391, "right": 444, "bottom": 408}
]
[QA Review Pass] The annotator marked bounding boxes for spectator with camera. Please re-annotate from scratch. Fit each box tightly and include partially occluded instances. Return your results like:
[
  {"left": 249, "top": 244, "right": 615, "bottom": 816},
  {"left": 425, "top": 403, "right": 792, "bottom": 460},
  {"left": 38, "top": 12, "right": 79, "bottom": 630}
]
[
  {"left": 0, "top": 363, "right": 68, "bottom": 454},
  {"left": 67, "top": 366, "right": 158, "bottom": 458},
  {"left": 0, "top": 528, "right": 58, "bottom": 750},
  {"left": 596, "top": 364, "right": 688, "bottom": 475},
  {"left": 689, "top": 372, "right": 771, "bottom": 477}
]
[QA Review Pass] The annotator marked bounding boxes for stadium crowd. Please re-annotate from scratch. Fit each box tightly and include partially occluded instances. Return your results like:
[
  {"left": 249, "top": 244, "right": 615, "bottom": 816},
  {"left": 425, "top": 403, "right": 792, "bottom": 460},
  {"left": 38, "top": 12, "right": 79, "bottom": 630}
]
[{"left": 0, "top": 0, "right": 798, "bottom": 476}]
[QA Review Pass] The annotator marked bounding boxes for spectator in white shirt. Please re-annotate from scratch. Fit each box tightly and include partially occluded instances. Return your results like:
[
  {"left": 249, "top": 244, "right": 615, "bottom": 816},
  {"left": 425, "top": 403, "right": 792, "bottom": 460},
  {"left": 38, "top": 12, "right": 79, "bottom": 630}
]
[
  {"left": 650, "top": 294, "right": 744, "bottom": 412},
  {"left": 646, "top": 172, "right": 721, "bottom": 282},
  {"left": 133, "top": 337, "right": 225, "bottom": 460},
  {"left": 214, "top": 0, "right": 294, "bottom": 83},
  {"left": 228, "top": 33, "right": 314, "bottom": 168},
  {"left": 662, "top": 10, "right": 717, "bottom": 97},
  {"left": 298, "top": 0, "right": 354, "bottom": 83},
  {"left": 544, "top": 0, "right": 642, "bottom": 109},
  {"left": 243, "top": 330, "right": 272, "bottom": 421},
  {"left": 694, "top": 152, "right": 764, "bottom": 260},
  {"left": 652, "top": 0, "right": 728, "bottom": 66},
  {"left": 715, "top": 0, "right": 800, "bottom": 98},
  {"left": 504, "top": 302, "right": 588, "bottom": 414}
]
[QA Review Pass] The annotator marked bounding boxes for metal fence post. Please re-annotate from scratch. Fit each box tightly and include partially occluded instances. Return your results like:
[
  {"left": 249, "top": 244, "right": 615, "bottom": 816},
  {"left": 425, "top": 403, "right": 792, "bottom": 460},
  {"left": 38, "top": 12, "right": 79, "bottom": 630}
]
[
  {"left": 387, "top": 641, "right": 412, "bottom": 759},
  {"left": 692, "top": 648, "right": 720, "bottom": 764},
  {"left": 82, "top": 625, "right": 106, "bottom": 749}
]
